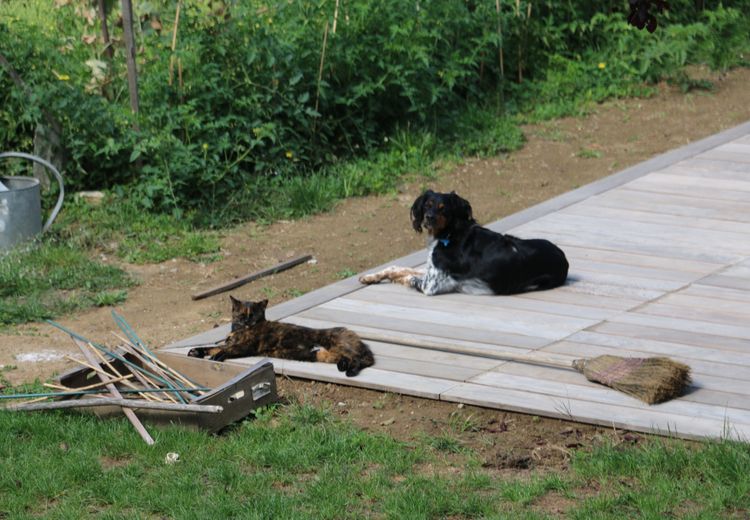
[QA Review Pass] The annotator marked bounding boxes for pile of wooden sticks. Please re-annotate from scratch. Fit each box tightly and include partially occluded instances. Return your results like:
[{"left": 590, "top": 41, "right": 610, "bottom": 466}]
[{"left": 1, "top": 312, "right": 220, "bottom": 445}]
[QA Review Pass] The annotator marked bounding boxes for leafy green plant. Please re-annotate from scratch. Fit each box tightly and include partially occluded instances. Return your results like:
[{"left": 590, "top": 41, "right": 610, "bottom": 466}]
[{"left": 1, "top": 0, "right": 749, "bottom": 225}]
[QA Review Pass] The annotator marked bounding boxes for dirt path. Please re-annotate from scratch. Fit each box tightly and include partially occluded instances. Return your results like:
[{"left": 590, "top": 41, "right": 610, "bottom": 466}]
[{"left": 3, "top": 67, "right": 750, "bottom": 472}]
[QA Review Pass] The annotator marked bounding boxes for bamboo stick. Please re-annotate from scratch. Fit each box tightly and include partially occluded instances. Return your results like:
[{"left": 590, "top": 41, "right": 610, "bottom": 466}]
[
  {"left": 111, "top": 331, "right": 200, "bottom": 391},
  {"left": 64, "top": 353, "right": 162, "bottom": 402},
  {"left": 4, "top": 398, "right": 222, "bottom": 414},
  {"left": 49, "top": 321, "right": 186, "bottom": 401},
  {"left": 116, "top": 342, "right": 180, "bottom": 403},
  {"left": 43, "top": 373, "right": 134, "bottom": 392},
  {"left": 169, "top": 0, "right": 182, "bottom": 86},
  {"left": 332, "top": 0, "right": 340, "bottom": 33},
  {"left": 73, "top": 338, "right": 155, "bottom": 445},
  {"left": 82, "top": 338, "right": 162, "bottom": 404},
  {"left": 313, "top": 21, "right": 330, "bottom": 126}
]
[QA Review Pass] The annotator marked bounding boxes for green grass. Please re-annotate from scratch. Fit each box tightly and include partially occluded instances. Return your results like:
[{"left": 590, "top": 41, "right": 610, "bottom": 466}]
[
  {"left": 0, "top": 240, "right": 135, "bottom": 327},
  {"left": 56, "top": 196, "right": 222, "bottom": 264},
  {"left": 570, "top": 437, "right": 750, "bottom": 518},
  {"left": 0, "top": 400, "right": 747, "bottom": 518}
]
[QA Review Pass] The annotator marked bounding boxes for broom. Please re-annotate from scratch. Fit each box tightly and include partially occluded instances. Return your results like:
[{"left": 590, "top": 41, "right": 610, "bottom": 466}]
[{"left": 358, "top": 333, "right": 691, "bottom": 404}]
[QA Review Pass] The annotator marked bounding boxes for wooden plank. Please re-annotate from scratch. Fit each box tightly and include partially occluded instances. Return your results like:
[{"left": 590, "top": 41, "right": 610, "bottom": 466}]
[
  {"left": 297, "top": 305, "right": 552, "bottom": 349},
  {"left": 469, "top": 370, "right": 750, "bottom": 421},
  {"left": 715, "top": 142, "right": 750, "bottom": 154},
  {"left": 567, "top": 331, "right": 750, "bottom": 368},
  {"left": 661, "top": 165, "right": 750, "bottom": 182},
  {"left": 590, "top": 321, "right": 750, "bottom": 353},
  {"left": 518, "top": 212, "right": 750, "bottom": 256},
  {"left": 571, "top": 259, "right": 702, "bottom": 283},
  {"left": 689, "top": 156, "right": 750, "bottom": 172},
  {"left": 637, "top": 302, "right": 750, "bottom": 327},
  {"left": 544, "top": 341, "right": 750, "bottom": 391},
  {"left": 560, "top": 244, "right": 722, "bottom": 274},
  {"left": 656, "top": 292, "right": 750, "bottom": 316},
  {"left": 682, "top": 283, "right": 750, "bottom": 303},
  {"left": 440, "top": 383, "right": 749, "bottom": 441},
  {"left": 698, "top": 274, "right": 750, "bottom": 292},
  {"left": 366, "top": 340, "right": 505, "bottom": 371},
  {"left": 280, "top": 362, "right": 461, "bottom": 400},
  {"left": 487, "top": 361, "right": 750, "bottom": 410},
  {"left": 282, "top": 315, "right": 550, "bottom": 359},
  {"left": 350, "top": 283, "right": 620, "bottom": 321},
  {"left": 557, "top": 278, "right": 664, "bottom": 301},
  {"left": 700, "top": 150, "right": 750, "bottom": 164},
  {"left": 514, "top": 220, "right": 743, "bottom": 264},
  {"left": 720, "top": 264, "right": 750, "bottom": 279},
  {"left": 514, "top": 286, "right": 642, "bottom": 311},
  {"left": 319, "top": 297, "right": 598, "bottom": 340},
  {"left": 165, "top": 324, "right": 229, "bottom": 350},
  {"left": 585, "top": 188, "right": 750, "bottom": 223},
  {"left": 633, "top": 172, "right": 750, "bottom": 193},
  {"left": 625, "top": 174, "right": 750, "bottom": 202},
  {"left": 363, "top": 354, "right": 492, "bottom": 382},
  {"left": 562, "top": 204, "right": 750, "bottom": 237},
  {"left": 568, "top": 269, "right": 687, "bottom": 292},
  {"left": 610, "top": 312, "right": 750, "bottom": 341}
]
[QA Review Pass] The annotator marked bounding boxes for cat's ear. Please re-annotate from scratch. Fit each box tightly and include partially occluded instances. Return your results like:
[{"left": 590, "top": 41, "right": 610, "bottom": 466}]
[
  {"left": 229, "top": 295, "right": 241, "bottom": 308},
  {"left": 259, "top": 299, "right": 269, "bottom": 309}
]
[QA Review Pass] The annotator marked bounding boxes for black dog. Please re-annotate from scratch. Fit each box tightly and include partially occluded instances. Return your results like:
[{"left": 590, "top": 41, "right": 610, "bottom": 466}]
[{"left": 359, "top": 190, "right": 569, "bottom": 295}]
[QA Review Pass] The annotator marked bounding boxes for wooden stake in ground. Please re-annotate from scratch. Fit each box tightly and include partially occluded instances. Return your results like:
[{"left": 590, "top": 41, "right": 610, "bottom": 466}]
[
  {"left": 72, "top": 338, "right": 155, "bottom": 445},
  {"left": 358, "top": 333, "right": 691, "bottom": 404},
  {"left": 191, "top": 254, "right": 312, "bottom": 300}
]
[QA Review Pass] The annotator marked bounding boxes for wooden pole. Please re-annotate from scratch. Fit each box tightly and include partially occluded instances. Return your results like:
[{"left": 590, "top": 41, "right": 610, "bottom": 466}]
[
  {"left": 120, "top": 0, "right": 140, "bottom": 122},
  {"left": 97, "top": 0, "right": 114, "bottom": 60},
  {"left": 5, "top": 398, "right": 222, "bottom": 414},
  {"left": 495, "top": 0, "right": 504, "bottom": 77},
  {"left": 191, "top": 254, "right": 312, "bottom": 300}
]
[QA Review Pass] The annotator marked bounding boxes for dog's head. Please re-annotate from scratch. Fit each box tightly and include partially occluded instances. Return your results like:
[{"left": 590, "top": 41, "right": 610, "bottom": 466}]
[{"left": 410, "top": 190, "right": 474, "bottom": 237}]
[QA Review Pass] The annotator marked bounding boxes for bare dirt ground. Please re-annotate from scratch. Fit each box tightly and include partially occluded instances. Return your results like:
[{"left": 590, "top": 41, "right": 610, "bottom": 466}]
[{"left": 2, "top": 67, "right": 750, "bottom": 475}]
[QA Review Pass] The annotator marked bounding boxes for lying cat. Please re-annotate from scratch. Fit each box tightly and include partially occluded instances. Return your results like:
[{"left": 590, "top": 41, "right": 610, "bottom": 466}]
[{"left": 187, "top": 296, "right": 375, "bottom": 377}]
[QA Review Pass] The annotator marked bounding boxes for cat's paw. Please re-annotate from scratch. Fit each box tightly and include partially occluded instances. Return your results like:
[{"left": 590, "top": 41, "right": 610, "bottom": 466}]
[
  {"left": 208, "top": 350, "right": 227, "bottom": 362},
  {"left": 337, "top": 357, "right": 362, "bottom": 377},
  {"left": 187, "top": 348, "right": 205, "bottom": 358}
]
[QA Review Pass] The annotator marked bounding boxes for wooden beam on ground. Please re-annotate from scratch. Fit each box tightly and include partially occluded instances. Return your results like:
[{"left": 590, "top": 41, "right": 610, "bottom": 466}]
[{"left": 191, "top": 254, "right": 312, "bottom": 301}]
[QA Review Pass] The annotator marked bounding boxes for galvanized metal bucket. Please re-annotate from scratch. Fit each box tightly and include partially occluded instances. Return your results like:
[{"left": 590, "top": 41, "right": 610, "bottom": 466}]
[{"left": 0, "top": 152, "right": 65, "bottom": 251}]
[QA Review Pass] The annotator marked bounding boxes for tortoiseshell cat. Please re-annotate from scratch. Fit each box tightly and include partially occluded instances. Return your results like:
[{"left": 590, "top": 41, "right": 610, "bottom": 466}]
[{"left": 187, "top": 296, "right": 375, "bottom": 377}]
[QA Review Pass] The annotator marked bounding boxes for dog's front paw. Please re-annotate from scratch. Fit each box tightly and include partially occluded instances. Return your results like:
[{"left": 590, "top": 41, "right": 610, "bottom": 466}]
[{"left": 359, "top": 273, "right": 381, "bottom": 285}]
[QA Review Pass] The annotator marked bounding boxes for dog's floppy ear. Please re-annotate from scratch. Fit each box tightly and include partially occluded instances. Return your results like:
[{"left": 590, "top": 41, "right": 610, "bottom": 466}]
[
  {"left": 449, "top": 191, "right": 473, "bottom": 224},
  {"left": 410, "top": 190, "right": 433, "bottom": 233}
]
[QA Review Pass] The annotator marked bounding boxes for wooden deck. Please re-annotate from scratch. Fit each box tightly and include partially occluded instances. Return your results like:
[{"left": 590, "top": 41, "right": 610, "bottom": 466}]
[{"left": 164, "top": 121, "right": 750, "bottom": 442}]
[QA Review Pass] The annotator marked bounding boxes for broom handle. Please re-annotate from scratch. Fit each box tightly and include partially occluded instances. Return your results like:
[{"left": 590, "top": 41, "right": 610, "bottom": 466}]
[{"left": 358, "top": 332, "right": 576, "bottom": 369}]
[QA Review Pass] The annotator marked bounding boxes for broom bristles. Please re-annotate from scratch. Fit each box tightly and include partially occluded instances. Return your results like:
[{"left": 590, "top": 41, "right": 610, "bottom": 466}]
[{"left": 572, "top": 355, "right": 691, "bottom": 404}]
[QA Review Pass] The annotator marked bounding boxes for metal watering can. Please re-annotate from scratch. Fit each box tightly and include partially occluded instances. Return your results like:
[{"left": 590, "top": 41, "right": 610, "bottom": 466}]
[{"left": 0, "top": 152, "right": 65, "bottom": 251}]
